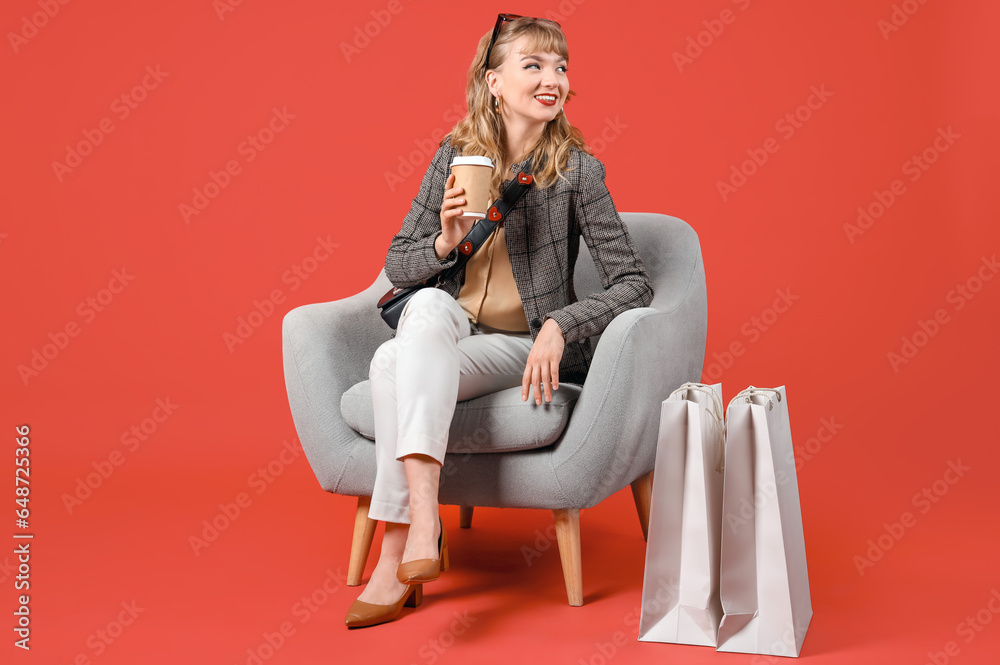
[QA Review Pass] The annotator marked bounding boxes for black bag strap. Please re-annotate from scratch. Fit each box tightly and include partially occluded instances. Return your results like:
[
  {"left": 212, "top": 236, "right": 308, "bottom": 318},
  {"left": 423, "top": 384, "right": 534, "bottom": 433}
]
[{"left": 435, "top": 157, "right": 535, "bottom": 283}]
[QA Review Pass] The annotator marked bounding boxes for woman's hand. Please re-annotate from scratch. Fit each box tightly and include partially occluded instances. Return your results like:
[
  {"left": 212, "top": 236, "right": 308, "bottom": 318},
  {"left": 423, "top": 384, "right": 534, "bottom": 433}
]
[
  {"left": 522, "top": 319, "right": 565, "bottom": 405},
  {"left": 438, "top": 173, "right": 476, "bottom": 253}
]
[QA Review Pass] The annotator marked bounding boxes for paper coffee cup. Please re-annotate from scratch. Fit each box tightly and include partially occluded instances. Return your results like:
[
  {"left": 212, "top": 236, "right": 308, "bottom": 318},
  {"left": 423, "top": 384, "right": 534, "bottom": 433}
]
[{"left": 450, "top": 156, "right": 494, "bottom": 218}]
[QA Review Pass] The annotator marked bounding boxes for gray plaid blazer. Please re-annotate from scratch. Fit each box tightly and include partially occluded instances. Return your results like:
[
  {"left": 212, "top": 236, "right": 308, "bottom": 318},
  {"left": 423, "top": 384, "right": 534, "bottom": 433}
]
[{"left": 384, "top": 140, "right": 654, "bottom": 384}]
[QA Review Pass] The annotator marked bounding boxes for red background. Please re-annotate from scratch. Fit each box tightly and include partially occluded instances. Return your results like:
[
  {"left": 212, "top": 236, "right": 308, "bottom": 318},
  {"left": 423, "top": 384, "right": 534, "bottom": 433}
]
[{"left": 2, "top": 0, "right": 998, "bottom": 663}]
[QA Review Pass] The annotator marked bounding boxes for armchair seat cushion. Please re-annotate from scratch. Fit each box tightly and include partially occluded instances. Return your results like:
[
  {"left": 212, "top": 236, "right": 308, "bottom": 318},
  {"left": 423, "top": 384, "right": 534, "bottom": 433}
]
[{"left": 340, "top": 381, "right": 584, "bottom": 453}]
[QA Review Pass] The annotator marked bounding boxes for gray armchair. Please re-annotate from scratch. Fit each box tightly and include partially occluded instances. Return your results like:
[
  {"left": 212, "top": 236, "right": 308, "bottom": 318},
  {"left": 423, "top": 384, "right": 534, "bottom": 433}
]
[{"left": 281, "top": 213, "right": 707, "bottom": 606}]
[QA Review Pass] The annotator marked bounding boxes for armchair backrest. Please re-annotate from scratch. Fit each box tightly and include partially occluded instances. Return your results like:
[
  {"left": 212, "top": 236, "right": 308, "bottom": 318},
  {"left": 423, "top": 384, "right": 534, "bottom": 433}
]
[{"left": 572, "top": 213, "right": 705, "bottom": 349}]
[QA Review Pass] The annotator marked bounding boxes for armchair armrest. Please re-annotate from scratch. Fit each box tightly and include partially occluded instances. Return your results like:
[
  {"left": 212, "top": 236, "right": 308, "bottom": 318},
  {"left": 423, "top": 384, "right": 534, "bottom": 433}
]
[
  {"left": 550, "top": 251, "right": 708, "bottom": 508},
  {"left": 281, "top": 276, "right": 393, "bottom": 493}
]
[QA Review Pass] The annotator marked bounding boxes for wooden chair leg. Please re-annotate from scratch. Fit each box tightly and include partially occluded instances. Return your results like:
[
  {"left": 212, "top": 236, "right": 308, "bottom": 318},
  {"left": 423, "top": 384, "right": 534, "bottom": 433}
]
[
  {"left": 552, "top": 508, "right": 583, "bottom": 606},
  {"left": 459, "top": 505, "right": 474, "bottom": 528},
  {"left": 347, "top": 496, "right": 377, "bottom": 586},
  {"left": 631, "top": 470, "right": 654, "bottom": 542}
]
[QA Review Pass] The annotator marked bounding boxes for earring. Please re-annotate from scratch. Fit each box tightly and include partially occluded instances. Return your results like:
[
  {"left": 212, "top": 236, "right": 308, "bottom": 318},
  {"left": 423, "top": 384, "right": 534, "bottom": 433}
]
[{"left": 494, "top": 95, "right": 504, "bottom": 114}]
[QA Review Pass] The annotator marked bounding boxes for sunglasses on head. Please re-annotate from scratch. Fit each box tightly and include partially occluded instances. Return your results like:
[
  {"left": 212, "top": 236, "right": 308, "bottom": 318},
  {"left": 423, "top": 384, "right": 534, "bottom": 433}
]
[{"left": 483, "top": 13, "right": 561, "bottom": 74}]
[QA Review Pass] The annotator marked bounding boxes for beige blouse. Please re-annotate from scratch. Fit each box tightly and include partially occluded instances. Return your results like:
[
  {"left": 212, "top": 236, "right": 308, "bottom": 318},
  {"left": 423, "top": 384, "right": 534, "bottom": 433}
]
[{"left": 455, "top": 218, "right": 530, "bottom": 334}]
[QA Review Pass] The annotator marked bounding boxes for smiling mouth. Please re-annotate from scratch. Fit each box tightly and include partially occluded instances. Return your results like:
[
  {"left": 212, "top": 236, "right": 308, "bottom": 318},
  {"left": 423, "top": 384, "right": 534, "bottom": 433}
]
[{"left": 534, "top": 94, "right": 557, "bottom": 105}]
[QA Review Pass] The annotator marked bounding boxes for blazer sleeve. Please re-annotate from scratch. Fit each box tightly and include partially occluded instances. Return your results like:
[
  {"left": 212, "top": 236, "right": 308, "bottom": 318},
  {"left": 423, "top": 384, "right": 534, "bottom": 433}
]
[
  {"left": 542, "top": 157, "right": 655, "bottom": 345},
  {"left": 384, "top": 143, "right": 462, "bottom": 287}
]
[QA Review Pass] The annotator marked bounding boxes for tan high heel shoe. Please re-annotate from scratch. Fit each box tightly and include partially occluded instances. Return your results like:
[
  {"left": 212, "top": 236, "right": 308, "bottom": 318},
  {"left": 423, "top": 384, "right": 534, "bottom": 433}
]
[
  {"left": 344, "top": 583, "right": 422, "bottom": 628},
  {"left": 396, "top": 515, "right": 449, "bottom": 584}
]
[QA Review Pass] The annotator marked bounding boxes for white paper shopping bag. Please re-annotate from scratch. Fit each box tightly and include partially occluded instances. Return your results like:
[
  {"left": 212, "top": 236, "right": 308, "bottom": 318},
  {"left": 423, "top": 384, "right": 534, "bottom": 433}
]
[
  {"left": 717, "top": 385, "right": 812, "bottom": 657},
  {"left": 638, "top": 382, "right": 726, "bottom": 647}
]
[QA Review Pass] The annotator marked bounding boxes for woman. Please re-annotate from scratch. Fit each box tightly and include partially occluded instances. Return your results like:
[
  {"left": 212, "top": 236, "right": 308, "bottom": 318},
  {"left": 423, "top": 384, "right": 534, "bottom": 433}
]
[{"left": 345, "top": 14, "right": 653, "bottom": 628}]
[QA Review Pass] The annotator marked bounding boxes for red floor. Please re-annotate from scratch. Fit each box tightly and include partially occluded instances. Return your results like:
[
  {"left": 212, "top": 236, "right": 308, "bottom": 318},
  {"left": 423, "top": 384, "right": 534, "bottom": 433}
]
[{"left": 13, "top": 377, "right": 1000, "bottom": 664}]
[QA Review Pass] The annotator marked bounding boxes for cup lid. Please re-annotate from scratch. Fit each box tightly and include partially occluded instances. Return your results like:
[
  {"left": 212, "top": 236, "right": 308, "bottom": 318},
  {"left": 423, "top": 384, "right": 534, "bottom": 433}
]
[{"left": 451, "top": 156, "right": 494, "bottom": 168}]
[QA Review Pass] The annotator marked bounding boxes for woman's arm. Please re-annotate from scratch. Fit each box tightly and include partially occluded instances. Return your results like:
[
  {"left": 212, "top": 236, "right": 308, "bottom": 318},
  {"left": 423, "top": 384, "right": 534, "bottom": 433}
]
[
  {"left": 542, "top": 157, "right": 655, "bottom": 345},
  {"left": 384, "top": 144, "right": 462, "bottom": 287}
]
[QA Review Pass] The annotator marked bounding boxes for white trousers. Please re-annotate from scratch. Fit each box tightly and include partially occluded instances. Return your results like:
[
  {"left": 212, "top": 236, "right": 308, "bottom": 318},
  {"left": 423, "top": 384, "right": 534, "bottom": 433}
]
[{"left": 367, "top": 287, "right": 535, "bottom": 524}]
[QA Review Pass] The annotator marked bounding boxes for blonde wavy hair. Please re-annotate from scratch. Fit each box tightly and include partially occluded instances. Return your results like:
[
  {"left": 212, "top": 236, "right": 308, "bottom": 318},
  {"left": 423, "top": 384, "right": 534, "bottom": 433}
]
[{"left": 441, "top": 16, "right": 591, "bottom": 201}]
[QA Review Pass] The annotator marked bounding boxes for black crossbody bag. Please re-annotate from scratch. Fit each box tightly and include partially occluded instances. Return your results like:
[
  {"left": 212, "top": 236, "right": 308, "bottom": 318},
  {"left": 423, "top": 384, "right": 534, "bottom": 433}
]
[{"left": 377, "top": 161, "right": 535, "bottom": 330}]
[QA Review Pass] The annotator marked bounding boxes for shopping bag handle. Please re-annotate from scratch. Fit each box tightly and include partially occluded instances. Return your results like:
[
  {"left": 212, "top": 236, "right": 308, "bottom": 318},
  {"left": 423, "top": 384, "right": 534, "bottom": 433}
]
[
  {"left": 728, "top": 385, "right": 783, "bottom": 412},
  {"left": 669, "top": 382, "right": 726, "bottom": 472}
]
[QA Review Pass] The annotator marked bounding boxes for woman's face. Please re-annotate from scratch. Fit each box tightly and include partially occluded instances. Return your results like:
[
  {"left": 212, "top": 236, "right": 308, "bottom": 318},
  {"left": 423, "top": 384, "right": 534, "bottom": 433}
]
[{"left": 488, "top": 35, "right": 569, "bottom": 126}]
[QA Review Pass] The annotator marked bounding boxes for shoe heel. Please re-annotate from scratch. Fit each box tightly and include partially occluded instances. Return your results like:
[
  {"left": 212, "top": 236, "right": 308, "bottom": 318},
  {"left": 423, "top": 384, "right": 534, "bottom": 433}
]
[{"left": 405, "top": 584, "right": 422, "bottom": 608}]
